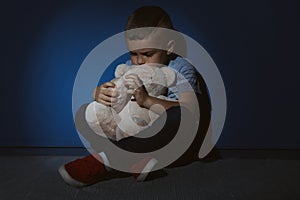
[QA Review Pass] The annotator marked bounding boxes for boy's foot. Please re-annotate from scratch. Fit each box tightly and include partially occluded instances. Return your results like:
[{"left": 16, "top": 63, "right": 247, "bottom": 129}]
[
  {"left": 130, "top": 157, "right": 158, "bottom": 181},
  {"left": 58, "top": 153, "right": 108, "bottom": 187}
]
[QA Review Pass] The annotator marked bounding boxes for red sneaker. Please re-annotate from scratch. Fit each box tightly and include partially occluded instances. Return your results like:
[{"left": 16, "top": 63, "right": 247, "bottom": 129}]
[
  {"left": 58, "top": 153, "right": 108, "bottom": 187},
  {"left": 130, "top": 157, "right": 158, "bottom": 182}
]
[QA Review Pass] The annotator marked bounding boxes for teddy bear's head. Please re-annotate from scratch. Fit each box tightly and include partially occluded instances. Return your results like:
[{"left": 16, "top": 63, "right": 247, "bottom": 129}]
[{"left": 114, "top": 64, "right": 176, "bottom": 96}]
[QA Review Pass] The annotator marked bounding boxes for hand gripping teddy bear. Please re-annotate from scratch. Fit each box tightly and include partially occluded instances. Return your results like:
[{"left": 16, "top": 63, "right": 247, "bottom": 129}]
[{"left": 85, "top": 64, "right": 177, "bottom": 141}]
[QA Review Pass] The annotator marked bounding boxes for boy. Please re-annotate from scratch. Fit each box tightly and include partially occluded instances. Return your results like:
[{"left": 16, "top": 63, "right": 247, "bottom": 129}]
[{"left": 59, "top": 6, "right": 211, "bottom": 187}]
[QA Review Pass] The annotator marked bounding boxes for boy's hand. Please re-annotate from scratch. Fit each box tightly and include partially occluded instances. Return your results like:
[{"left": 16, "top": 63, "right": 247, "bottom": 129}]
[
  {"left": 93, "top": 82, "right": 119, "bottom": 106},
  {"left": 124, "top": 74, "right": 149, "bottom": 108}
]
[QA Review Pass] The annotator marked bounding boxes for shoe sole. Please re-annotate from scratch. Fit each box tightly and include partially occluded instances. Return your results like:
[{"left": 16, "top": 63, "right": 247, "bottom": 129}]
[
  {"left": 58, "top": 165, "right": 88, "bottom": 188},
  {"left": 136, "top": 158, "right": 158, "bottom": 182}
]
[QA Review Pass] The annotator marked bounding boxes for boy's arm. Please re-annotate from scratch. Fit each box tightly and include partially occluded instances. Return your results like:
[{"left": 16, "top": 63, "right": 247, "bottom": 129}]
[
  {"left": 143, "top": 91, "right": 198, "bottom": 114},
  {"left": 125, "top": 74, "right": 198, "bottom": 114}
]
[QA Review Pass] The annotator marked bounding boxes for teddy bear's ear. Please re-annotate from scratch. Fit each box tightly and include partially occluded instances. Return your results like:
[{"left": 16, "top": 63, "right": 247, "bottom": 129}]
[
  {"left": 161, "top": 67, "right": 176, "bottom": 87},
  {"left": 115, "top": 64, "right": 131, "bottom": 78}
]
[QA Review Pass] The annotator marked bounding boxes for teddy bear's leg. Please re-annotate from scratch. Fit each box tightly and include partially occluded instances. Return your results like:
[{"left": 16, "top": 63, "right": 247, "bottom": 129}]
[
  {"left": 85, "top": 101, "right": 119, "bottom": 140},
  {"left": 115, "top": 127, "right": 129, "bottom": 141},
  {"left": 85, "top": 101, "right": 108, "bottom": 138},
  {"left": 116, "top": 102, "right": 150, "bottom": 140},
  {"left": 148, "top": 103, "right": 169, "bottom": 123}
]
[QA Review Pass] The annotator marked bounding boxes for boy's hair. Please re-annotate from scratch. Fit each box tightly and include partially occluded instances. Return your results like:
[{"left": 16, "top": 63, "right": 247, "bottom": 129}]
[
  {"left": 125, "top": 6, "right": 186, "bottom": 57},
  {"left": 126, "top": 6, "right": 174, "bottom": 30},
  {"left": 125, "top": 6, "right": 174, "bottom": 40}
]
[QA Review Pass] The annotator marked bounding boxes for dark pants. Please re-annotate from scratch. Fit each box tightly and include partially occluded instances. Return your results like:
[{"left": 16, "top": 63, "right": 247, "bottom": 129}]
[{"left": 75, "top": 98, "right": 211, "bottom": 167}]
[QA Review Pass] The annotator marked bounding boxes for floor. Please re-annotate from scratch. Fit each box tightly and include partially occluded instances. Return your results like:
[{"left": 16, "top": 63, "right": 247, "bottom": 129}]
[{"left": 0, "top": 149, "right": 299, "bottom": 200}]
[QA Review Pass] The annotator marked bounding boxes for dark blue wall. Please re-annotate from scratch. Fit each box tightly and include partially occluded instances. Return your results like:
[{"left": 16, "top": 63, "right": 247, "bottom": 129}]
[{"left": 1, "top": 0, "right": 299, "bottom": 148}]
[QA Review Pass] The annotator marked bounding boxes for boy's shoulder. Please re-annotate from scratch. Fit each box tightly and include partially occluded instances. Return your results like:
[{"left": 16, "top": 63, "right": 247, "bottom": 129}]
[{"left": 168, "top": 56, "right": 194, "bottom": 72}]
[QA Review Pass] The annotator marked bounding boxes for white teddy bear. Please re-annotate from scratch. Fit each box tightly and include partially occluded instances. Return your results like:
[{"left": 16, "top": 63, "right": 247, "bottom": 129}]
[{"left": 85, "top": 63, "right": 177, "bottom": 141}]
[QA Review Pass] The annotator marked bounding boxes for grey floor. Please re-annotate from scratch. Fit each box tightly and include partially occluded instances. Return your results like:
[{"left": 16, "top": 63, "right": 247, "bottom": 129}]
[{"left": 1, "top": 150, "right": 300, "bottom": 200}]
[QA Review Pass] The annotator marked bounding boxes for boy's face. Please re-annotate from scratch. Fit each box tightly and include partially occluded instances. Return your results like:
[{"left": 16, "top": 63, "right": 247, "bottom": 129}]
[
  {"left": 126, "top": 36, "right": 170, "bottom": 66},
  {"left": 129, "top": 48, "right": 169, "bottom": 66}
]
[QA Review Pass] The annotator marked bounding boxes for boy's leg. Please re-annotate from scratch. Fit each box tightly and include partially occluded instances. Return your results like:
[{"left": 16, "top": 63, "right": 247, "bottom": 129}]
[
  {"left": 110, "top": 102, "right": 211, "bottom": 166},
  {"left": 60, "top": 100, "right": 210, "bottom": 186},
  {"left": 168, "top": 99, "right": 211, "bottom": 167},
  {"left": 76, "top": 101, "right": 210, "bottom": 167},
  {"left": 58, "top": 104, "right": 114, "bottom": 187}
]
